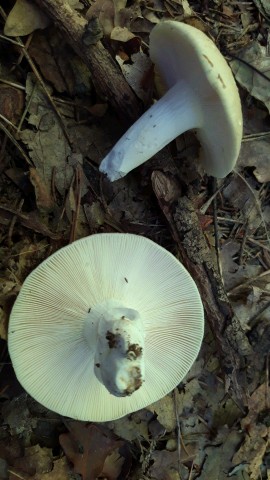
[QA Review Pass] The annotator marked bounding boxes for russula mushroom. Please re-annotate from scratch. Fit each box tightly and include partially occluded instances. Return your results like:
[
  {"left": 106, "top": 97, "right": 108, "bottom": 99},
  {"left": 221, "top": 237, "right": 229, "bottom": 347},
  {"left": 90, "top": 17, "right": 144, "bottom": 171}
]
[
  {"left": 8, "top": 233, "right": 204, "bottom": 422},
  {"left": 99, "top": 21, "right": 243, "bottom": 181}
]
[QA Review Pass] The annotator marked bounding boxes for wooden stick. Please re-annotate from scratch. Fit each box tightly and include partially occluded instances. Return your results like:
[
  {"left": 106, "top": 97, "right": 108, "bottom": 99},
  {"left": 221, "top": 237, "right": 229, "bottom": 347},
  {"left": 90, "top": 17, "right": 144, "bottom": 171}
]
[
  {"left": 33, "top": 0, "right": 143, "bottom": 123},
  {"left": 151, "top": 169, "right": 253, "bottom": 404}
]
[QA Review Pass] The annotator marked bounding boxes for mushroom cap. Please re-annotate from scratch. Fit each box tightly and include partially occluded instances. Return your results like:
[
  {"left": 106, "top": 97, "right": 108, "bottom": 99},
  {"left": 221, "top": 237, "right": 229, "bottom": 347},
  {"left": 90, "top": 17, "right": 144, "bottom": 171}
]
[
  {"left": 8, "top": 233, "right": 204, "bottom": 422},
  {"left": 150, "top": 21, "right": 243, "bottom": 178}
]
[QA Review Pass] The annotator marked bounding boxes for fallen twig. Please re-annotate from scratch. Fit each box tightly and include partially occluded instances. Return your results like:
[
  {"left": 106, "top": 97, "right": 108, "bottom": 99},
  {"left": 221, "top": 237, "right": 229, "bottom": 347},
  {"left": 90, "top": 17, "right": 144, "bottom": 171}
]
[
  {"left": 32, "top": 0, "right": 143, "bottom": 124},
  {"left": 151, "top": 169, "right": 253, "bottom": 404}
]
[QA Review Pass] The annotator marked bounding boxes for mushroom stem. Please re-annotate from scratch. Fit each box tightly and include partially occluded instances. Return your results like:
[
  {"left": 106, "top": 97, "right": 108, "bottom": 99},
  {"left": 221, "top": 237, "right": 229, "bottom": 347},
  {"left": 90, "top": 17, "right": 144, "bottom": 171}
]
[
  {"left": 99, "top": 81, "right": 203, "bottom": 181},
  {"left": 92, "top": 303, "right": 145, "bottom": 397}
]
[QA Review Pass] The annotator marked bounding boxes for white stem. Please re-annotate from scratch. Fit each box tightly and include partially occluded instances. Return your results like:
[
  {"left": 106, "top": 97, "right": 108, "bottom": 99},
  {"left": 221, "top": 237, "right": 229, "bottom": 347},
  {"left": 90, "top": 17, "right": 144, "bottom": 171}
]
[
  {"left": 99, "top": 81, "right": 203, "bottom": 181},
  {"left": 89, "top": 301, "right": 145, "bottom": 397}
]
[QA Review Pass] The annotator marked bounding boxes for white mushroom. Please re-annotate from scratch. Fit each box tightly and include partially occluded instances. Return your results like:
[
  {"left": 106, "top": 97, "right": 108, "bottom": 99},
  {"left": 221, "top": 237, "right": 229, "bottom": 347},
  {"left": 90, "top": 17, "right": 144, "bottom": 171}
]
[
  {"left": 8, "top": 233, "right": 204, "bottom": 422},
  {"left": 99, "top": 21, "right": 243, "bottom": 181}
]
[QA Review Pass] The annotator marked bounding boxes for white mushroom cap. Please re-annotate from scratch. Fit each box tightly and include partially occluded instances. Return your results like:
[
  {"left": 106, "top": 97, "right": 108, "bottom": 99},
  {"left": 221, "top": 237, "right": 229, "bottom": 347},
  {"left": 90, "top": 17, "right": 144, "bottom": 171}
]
[
  {"left": 8, "top": 233, "right": 204, "bottom": 422},
  {"left": 99, "top": 21, "right": 243, "bottom": 181}
]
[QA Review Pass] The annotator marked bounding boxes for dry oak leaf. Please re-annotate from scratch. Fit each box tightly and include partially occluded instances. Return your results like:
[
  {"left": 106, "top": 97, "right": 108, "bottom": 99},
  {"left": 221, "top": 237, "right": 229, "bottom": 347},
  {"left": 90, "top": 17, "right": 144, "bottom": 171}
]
[{"left": 59, "top": 422, "right": 124, "bottom": 480}]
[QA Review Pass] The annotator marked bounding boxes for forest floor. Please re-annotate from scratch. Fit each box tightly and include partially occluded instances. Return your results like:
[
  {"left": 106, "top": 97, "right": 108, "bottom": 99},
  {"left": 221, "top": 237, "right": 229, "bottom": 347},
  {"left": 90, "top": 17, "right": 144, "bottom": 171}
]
[{"left": 1, "top": 0, "right": 270, "bottom": 479}]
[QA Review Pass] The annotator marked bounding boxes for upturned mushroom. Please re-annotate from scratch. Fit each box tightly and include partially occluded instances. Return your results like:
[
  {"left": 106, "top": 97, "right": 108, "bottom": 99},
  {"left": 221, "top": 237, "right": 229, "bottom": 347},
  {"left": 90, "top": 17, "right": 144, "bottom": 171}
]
[
  {"left": 8, "top": 233, "right": 204, "bottom": 422},
  {"left": 99, "top": 21, "right": 243, "bottom": 181}
]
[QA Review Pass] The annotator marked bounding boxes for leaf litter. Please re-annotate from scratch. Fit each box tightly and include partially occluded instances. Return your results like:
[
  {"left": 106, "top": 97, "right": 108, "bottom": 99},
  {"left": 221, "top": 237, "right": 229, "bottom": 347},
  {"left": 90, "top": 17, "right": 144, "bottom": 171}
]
[
  {"left": 59, "top": 422, "right": 126, "bottom": 480},
  {"left": 1, "top": 0, "right": 270, "bottom": 479}
]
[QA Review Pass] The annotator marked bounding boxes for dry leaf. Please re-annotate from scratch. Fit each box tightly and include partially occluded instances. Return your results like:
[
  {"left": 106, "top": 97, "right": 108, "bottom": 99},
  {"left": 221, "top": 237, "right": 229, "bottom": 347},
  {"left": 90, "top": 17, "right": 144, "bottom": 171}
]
[
  {"left": 59, "top": 422, "right": 124, "bottom": 480},
  {"left": 102, "top": 450, "right": 125, "bottom": 479},
  {"left": 18, "top": 73, "right": 97, "bottom": 235},
  {"left": 253, "top": 0, "right": 270, "bottom": 21},
  {"left": 233, "top": 424, "right": 268, "bottom": 480},
  {"left": 86, "top": 0, "right": 115, "bottom": 37},
  {"left": 29, "top": 167, "right": 54, "bottom": 212},
  {"left": 239, "top": 140, "right": 270, "bottom": 183},
  {"left": 197, "top": 428, "right": 242, "bottom": 480},
  {"left": 69, "top": 0, "right": 84, "bottom": 9},
  {"left": 28, "top": 31, "right": 75, "bottom": 94},
  {"left": 83, "top": 202, "right": 105, "bottom": 230},
  {"left": 111, "top": 26, "right": 135, "bottom": 42},
  {"left": 20, "top": 74, "right": 72, "bottom": 196},
  {"left": 35, "top": 457, "right": 70, "bottom": 480},
  {"left": 13, "top": 445, "right": 53, "bottom": 476},
  {"left": 231, "top": 42, "right": 270, "bottom": 113},
  {"left": 116, "top": 51, "right": 152, "bottom": 102},
  {"left": 181, "top": 0, "right": 193, "bottom": 16},
  {"left": 147, "top": 395, "right": 176, "bottom": 432},
  {"left": 0, "top": 86, "right": 24, "bottom": 123},
  {"left": 149, "top": 450, "right": 180, "bottom": 480},
  {"left": 232, "top": 384, "right": 270, "bottom": 479},
  {"left": 4, "top": 0, "right": 50, "bottom": 37},
  {"left": 220, "top": 240, "right": 262, "bottom": 292},
  {"left": 105, "top": 410, "right": 151, "bottom": 442}
]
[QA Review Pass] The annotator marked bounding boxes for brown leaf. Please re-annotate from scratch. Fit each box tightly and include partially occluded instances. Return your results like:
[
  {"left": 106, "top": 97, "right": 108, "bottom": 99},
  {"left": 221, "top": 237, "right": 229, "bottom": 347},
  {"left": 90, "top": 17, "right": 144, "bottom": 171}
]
[
  {"left": 29, "top": 31, "right": 75, "bottom": 94},
  {"left": 59, "top": 422, "right": 124, "bottom": 480},
  {"left": 233, "top": 424, "right": 267, "bottom": 480},
  {"left": 0, "top": 86, "right": 24, "bottom": 124},
  {"left": 13, "top": 445, "right": 53, "bottom": 476},
  {"left": 101, "top": 450, "right": 125, "bottom": 480},
  {"left": 35, "top": 458, "right": 70, "bottom": 480},
  {"left": 29, "top": 167, "right": 54, "bottom": 212}
]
